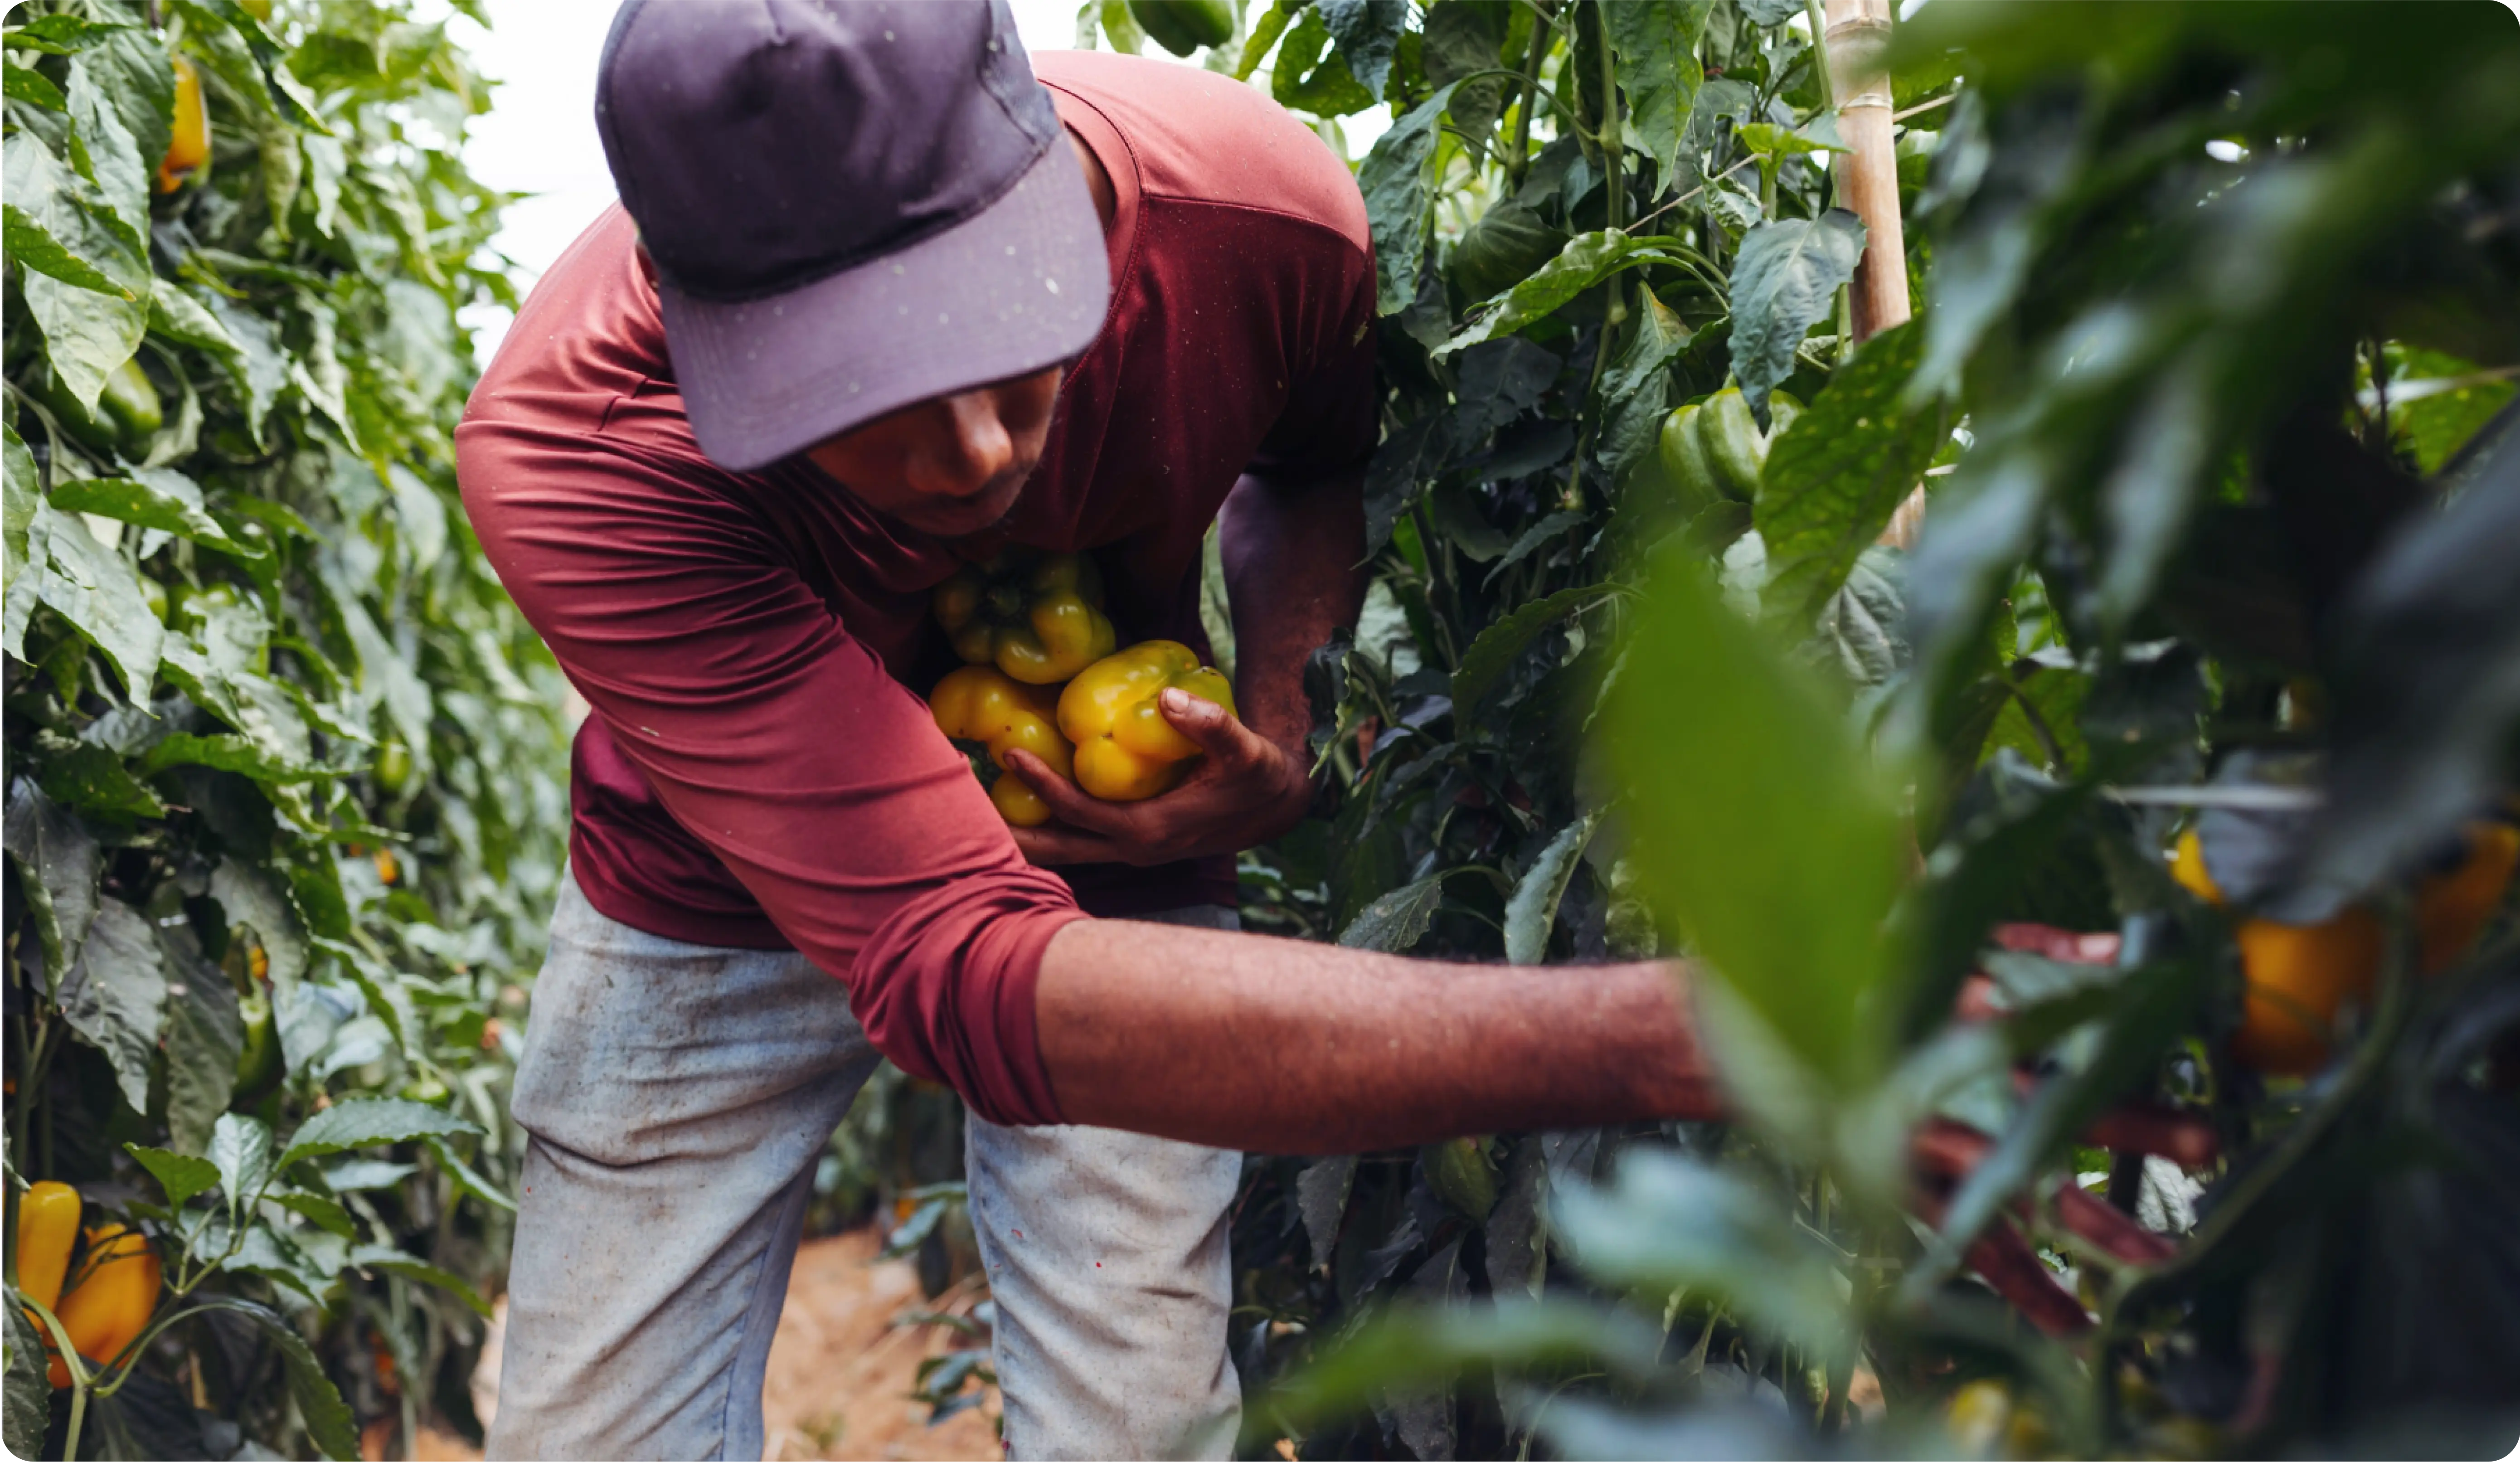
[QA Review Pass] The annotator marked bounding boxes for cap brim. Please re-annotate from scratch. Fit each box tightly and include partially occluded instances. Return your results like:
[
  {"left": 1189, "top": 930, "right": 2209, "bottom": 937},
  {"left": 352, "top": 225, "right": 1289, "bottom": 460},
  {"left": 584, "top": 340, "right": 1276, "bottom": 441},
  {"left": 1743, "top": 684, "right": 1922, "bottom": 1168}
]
[{"left": 657, "top": 140, "right": 1112, "bottom": 474}]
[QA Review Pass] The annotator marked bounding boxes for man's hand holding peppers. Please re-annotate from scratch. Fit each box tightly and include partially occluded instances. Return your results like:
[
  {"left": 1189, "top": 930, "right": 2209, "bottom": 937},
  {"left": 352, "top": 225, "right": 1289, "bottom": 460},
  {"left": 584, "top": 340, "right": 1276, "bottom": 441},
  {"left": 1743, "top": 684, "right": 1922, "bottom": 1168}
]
[
  {"left": 1001, "top": 467, "right": 1362, "bottom": 868},
  {"left": 1005, "top": 681, "right": 1312, "bottom": 866}
]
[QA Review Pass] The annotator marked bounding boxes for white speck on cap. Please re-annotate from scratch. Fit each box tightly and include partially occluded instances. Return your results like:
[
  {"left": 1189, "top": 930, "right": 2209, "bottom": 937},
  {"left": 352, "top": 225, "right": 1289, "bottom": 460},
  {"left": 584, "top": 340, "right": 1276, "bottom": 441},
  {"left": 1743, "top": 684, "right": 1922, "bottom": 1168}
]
[{"left": 1045, "top": 278, "right": 1060, "bottom": 294}]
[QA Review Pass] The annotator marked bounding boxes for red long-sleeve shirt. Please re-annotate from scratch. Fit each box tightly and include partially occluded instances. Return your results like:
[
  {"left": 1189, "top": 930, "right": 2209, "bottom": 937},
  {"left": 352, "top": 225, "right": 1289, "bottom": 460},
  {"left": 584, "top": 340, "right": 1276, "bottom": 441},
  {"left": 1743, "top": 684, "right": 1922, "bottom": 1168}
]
[{"left": 456, "top": 53, "right": 1375, "bottom": 1124}]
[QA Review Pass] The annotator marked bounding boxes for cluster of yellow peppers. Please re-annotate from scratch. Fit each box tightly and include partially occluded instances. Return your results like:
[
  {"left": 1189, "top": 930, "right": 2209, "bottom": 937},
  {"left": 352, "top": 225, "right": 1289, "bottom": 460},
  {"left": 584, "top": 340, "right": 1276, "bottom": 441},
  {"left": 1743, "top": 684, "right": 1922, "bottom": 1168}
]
[
  {"left": 15, "top": 1182, "right": 160, "bottom": 1388},
  {"left": 928, "top": 550, "right": 1235, "bottom": 826},
  {"left": 2173, "top": 821, "right": 2519, "bottom": 1075}
]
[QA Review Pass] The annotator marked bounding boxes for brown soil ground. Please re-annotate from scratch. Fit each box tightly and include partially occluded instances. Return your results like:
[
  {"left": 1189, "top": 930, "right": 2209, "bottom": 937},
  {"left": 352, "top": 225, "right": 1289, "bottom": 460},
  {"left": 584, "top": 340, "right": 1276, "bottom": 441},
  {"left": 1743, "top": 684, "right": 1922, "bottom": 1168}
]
[{"left": 379, "top": 1227, "right": 1000, "bottom": 1462}]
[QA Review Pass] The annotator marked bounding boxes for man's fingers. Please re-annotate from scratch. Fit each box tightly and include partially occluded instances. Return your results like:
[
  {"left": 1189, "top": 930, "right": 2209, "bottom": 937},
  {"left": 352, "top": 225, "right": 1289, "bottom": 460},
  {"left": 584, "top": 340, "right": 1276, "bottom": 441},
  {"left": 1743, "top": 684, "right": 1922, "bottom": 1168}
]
[
  {"left": 1912, "top": 1118, "right": 1993, "bottom": 1180},
  {"left": 1912, "top": 1183, "right": 2095, "bottom": 1337},
  {"left": 2053, "top": 1184, "right": 2179, "bottom": 1266},
  {"left": 2080, "top": 1105, "right": 2219, "bottom": 1169},
  {"left": 1991, "top": 923, "right": 2122, "bottom": 965},
  {"left": 1159, "top": 688, "right": 1269, "bottom": 771},
  {"left": 1967, "top": 1220, "right": 2096, "bottom": 1337},
  {"left": 1916, "top": 1115, "right": 2185, "bottom": 1273},
  {"left": 1005, "top": 751, "right": 1137, "bottom": 835}
]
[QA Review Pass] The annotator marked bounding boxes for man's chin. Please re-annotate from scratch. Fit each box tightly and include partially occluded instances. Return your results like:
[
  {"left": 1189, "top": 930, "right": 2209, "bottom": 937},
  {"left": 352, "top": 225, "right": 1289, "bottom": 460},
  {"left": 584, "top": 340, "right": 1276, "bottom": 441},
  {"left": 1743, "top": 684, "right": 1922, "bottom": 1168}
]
[{"left": 908, "top": 485, "right": 1025, "bottom": 538}]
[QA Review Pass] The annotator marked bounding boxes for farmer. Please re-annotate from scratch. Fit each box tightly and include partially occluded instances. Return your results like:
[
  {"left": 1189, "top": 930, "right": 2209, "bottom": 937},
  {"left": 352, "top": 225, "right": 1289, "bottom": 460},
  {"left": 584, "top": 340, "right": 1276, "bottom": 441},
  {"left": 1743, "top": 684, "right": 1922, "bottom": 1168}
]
[{"left": 452, "top": 2, "right": 1705, "bottom": 1456}]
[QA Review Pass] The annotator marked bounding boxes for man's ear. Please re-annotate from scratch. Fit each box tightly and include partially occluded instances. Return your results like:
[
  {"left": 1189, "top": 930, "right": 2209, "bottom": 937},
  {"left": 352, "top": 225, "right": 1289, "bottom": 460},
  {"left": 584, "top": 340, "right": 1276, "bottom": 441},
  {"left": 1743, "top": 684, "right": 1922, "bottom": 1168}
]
[{"left": 633, "top": 238, "right": 660, "bottom": 291}]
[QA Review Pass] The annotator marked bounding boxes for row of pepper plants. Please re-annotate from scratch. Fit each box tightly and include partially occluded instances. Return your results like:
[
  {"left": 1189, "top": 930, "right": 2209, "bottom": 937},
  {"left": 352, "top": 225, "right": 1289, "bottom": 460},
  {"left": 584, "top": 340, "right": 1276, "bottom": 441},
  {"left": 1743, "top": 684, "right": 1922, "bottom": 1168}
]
[
  {"left": 4, "top": 0, "right": 572, "bottom": 1457},
  {"left": 1072, "top": 0, "right": 2520, "bottom": 1457}
]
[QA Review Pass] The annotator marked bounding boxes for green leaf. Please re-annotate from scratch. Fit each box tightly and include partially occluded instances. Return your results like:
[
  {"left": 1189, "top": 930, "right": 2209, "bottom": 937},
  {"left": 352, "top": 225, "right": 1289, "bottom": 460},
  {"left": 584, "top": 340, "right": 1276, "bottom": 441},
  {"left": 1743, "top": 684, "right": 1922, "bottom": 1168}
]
[
  {"left": 33, "top": 501, "right": 165, "bottom": 695},
  {"left": 4, "top": 424, "right": 38, "bottom": 590},
  {"left": 139, "top": 732, "right": 317, "bottom": 783},
  {"left": 1554, "top": 1150, "right": 1852, "bottom": 1357},
  {"left": 186, "top": 1297, "right": 360, "bottom": 1461},
  {"left": 1236, "top": 0, "right": 1297, "bottom": 81},
  {"left": 1449, "top": 196, "right": 1570, "bottom": 304},
  {"left": 146, "top": 282, "right": 241, "bottom": 357},
  {"left": 1504, "top": 812, "right": 1601, "bottom": 965},
  {"left": 64, "top": 54, "right": 152, "bottom": 248},
  {"left": 1452, "top": 583, "right": 1612, "bottom": 718},
  {"left": 1296, "top": 1155, "right": 1357, "bottom": 1266},
  {"left": 1755, "top": 321, "right": 1947, "bottom": 624},
  {"left": 1318, "top": 0, "right": 1409, "bottom": 102},
  {"left": 267, "top": 1190, "right": 359, "bottom": 1240},
  {"left": 1736, "top": 117, "right": 1851, "bottom": 160},
  {"left": 1272, "top": 7, "right": 1377, "bottom": 116},
  {"left": 5, "top": 16, "right": 123, "bottom": 54},
  {"left": 34, "top": 737, "right": 165, "bottom": 822},
  {"left": 198, "top": 292, "right": 290, "bottom": 445},
  {"left": 346, "top": 1243, "right": 493, "bottom": 1316},
  {"left": 4, "top": 1296, "right": 48, "bottom": 1460},
  {"left": 160, "top": 931, "right": 243, "bottom": 1155},
  {"left": 1436, "top": 230, "right": 1681, "bottom": 358},
  {"left": 277, "top": 1097, "right": 482, "bottom": 1171},
  {"left": 1727, "top": 211, "right": 1865, "bottom": 428},
  {"left": 211, "top": 857, "right": 311, "bottom": 991},
  {"left": 210, "top": 1111, "right": 278, "bottom": 1212},
  {"left": 1595, "top": 288, "right": 1692, "bottom": 494},
  {"left": 1484, "top": 509, "right": 1589, "bottom": 587},
  {"left": 5, "top": 135, "right": 149, "bottom": 406},
  {"left": 1604, "top": 0, "right": 1710, "bottom": 189},
  {"left": 1605, "top": 544, "right": 1910, "bottom": 1095},
  {"left": 4, "top": 60, "right": 67, "bottom": 109},
  {"left": 1806, "top": 550, "right": 1907, "bottom": 690},
  {"left": 1338, "top": 873, "right": 1449, "bottom": 952},
  {"left": 2307, "top": 419, "right": 2520, "bottom": 895},
  {"left": 79, "top": 25, "right": 175, "bottom": 185},
  {"left": 50, "top": 468, "right": 244, "bottom": 553},
  {"left": 58, "top": 902, "right": 169, "bottom": 1112},
  {"left": 2394, "top": 367, "right": 2515, "bottom": 475},
  {"left": 3, "top": 778, "right": 102, "bottom": 992},
  {"left": 315, "top": 1159, "right": 416, "bottom": 1192},
  {"left": 1249, "top": 1298, "right": 1668, "bottom": 1444},
  {"left": 1358, "top": 81, "right": 1459, "bottom": 316},
  {"left": 125, "top": 1144, "right": 223, "bottom": 1207}
]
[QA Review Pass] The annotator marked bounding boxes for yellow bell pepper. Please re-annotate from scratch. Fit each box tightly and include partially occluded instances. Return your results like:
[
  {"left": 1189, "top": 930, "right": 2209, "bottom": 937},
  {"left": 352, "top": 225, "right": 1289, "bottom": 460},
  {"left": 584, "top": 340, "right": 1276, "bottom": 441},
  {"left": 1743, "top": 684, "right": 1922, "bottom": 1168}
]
[
  {"left": 1057, "top": 640, "right": 1236, "bottom": 801},
  {"left": 157, "top": 57, "right": 209, "bottom": 193},
  {"left": 931, "top": 665, "right": 1078, "bottom": 827},
  {"left": 50, "top": 1224, "right": 159, "bottom": 1387},
  {"left": 933, "top": 550, "right": 1117, "bottom": 685},
  {"left": 16, "top": 1181, "right": 82, "bottom": 1315},
  {"left": 2171, "top": 821, "right": 2519, "bottom": 1075}
]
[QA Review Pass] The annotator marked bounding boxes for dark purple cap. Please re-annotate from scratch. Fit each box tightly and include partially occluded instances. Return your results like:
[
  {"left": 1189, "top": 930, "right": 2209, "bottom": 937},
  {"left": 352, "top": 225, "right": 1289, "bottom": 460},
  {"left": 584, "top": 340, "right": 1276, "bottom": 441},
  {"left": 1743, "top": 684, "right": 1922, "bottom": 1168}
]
[{"left": 594, "top": 0, "right": 1110, "bottom": 472}]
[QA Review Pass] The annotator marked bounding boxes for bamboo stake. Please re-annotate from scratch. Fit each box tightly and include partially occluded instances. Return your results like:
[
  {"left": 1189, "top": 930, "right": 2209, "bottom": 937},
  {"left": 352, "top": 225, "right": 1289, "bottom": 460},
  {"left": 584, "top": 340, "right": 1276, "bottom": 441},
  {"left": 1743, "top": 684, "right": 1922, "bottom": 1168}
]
[{"left": 1822, "top": 0, "right": 1928, "bottom": 549}]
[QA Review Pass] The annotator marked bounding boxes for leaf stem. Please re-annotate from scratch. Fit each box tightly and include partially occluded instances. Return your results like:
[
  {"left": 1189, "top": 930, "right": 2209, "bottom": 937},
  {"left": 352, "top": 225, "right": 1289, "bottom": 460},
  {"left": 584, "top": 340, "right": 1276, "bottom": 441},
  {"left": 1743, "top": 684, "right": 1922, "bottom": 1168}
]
[{"left": 1505, "top": 3, "right": 1559, "bottom": 190}]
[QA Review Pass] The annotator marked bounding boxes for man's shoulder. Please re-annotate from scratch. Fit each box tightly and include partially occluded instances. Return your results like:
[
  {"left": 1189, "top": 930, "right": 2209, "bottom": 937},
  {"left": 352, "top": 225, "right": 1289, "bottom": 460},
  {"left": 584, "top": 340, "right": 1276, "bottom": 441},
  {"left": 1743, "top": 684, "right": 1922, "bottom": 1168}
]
[{"left": 1031, "top": 50, "right": 1367, "bottom": 253}]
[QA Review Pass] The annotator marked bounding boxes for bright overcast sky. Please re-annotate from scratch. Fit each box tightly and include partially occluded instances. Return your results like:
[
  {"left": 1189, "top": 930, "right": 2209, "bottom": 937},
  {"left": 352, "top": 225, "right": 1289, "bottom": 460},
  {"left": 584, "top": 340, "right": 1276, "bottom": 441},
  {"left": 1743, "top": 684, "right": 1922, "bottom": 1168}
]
[{"left": 447, "top": 0, "right": 1388, "bottom": 359}]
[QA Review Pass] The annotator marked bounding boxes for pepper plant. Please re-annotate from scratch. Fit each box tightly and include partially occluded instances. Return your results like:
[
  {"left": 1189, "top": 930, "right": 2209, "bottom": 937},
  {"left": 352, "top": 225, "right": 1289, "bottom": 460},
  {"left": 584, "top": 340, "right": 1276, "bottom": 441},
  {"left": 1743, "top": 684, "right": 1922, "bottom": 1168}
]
[
  {"left": 1067, "top": 1, "right": 2520, "bottom": 1458},
  {"left": 3, "top": 1, "right": 569, "bottom": 1457}
]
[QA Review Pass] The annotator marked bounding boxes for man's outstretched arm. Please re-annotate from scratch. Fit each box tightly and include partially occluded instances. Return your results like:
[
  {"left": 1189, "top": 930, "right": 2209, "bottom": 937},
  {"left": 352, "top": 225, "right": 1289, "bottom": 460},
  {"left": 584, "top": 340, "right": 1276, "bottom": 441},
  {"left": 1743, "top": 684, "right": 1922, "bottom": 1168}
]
[{"left": 1034, "top": 917, "right": 1719, "bottom": 1153}]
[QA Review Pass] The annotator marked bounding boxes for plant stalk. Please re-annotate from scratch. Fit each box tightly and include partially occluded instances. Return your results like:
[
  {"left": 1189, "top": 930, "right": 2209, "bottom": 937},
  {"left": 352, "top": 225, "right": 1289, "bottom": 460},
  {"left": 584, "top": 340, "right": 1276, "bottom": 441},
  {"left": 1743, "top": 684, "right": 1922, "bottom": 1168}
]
[{"left": 1505, "top": 1, "right": 1558, "bottom": 190}]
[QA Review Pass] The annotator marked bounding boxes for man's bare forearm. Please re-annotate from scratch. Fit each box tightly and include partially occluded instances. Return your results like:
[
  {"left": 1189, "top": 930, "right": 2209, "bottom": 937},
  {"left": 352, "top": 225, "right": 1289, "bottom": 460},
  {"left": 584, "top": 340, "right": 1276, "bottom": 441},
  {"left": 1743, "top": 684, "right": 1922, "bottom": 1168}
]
[
  {"left": 1218, "top": 468, "right": 1368, "bottom": 761},
  {"left": 1034, "top": 918, "right": 1719, "bottom": 1152}
]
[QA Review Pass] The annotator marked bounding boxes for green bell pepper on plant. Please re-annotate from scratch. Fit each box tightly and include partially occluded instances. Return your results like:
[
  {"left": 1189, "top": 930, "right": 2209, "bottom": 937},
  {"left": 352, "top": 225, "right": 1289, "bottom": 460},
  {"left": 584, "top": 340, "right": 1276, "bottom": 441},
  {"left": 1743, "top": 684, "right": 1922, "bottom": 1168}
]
[
  {"left": 28, "top": 359, "right": 162, "bottom": 458},
  {"left": 1656, "top": 385, "right": 1802, "bottom": 514},
  {"left": 1128, "top": 0, "right": 1233, "bottom": 55}
]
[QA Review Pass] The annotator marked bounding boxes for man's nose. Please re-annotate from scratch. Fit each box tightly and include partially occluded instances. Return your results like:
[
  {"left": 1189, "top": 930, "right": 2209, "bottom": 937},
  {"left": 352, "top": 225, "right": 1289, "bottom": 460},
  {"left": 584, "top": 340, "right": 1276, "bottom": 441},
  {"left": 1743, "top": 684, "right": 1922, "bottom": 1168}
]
[{"left": 938, "top": 389, "right": 1016, "bottom": 491}]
